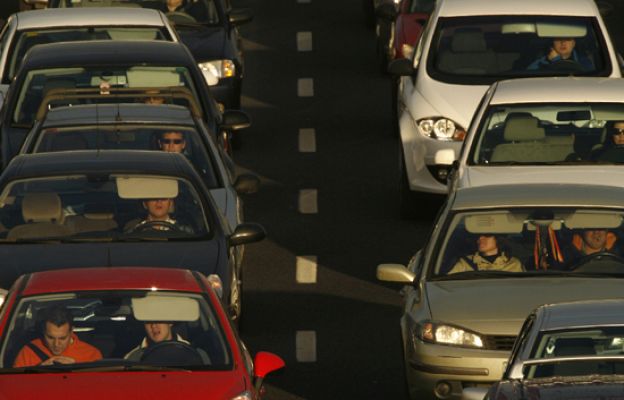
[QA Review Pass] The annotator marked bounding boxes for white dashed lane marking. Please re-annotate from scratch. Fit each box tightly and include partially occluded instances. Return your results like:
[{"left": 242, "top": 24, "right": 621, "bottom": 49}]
[
  {"left": 296, "top": 31, "right": 313, "bottom": 52},
  {"left": 296, "top": 256, "right": 318, "bottom": 283},
  {"left": 296, "top": 331, "right": 317, "bottom": 362},
  {"left": 298, "top": 189, "right": 318, "bottom": 214},
  {"left": 298, "top": 128, "right": 316, "bottom": 152},
  {"left": 297, "top": 78, "right": 314, "bottom": 97}
]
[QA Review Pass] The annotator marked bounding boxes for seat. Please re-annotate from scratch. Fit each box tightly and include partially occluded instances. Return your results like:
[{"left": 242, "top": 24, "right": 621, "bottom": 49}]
[
  {"left": 49, "top": 132, "right": 89, "bottom": 151},
  {"left": 437, "top": 29, "right": 496, "bottom": 74},
  {"left": 7, "top": 193, "right": 71, "bottom": 240},
  {"left": 64, "top": 205, "right": 118, "bottom": 234},
  {"left": 552, "top": 338, "right": 599, "bottom": 376},
  {"left": 490, "top": 115, "right": 546, "bottom": 162}
]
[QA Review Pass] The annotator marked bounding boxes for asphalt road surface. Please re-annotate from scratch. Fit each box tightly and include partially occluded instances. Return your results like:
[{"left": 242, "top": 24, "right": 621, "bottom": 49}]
[{"left": 1, "top": 1, "right": 624, "bottom": 399}]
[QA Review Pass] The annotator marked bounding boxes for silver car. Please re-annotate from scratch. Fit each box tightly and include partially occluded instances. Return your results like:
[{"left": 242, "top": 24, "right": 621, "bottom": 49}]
[{"left": 378, "top": 183, "right": 624, "bottom": 400}]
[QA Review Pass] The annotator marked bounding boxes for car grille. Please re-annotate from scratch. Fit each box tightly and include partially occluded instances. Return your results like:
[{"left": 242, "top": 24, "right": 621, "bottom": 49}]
[{"left": 484, "top": 335, "right": 516, "bottom": 351}]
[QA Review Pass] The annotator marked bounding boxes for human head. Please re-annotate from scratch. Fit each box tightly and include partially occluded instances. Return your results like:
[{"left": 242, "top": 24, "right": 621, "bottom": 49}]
[
  {"left": 41, "top": 306, "right": 73, "bottom": 356},
  {"left": 611, "top": 122, "right": 624, "bottom": 146},
  {"left": 581, "top": 229, "right": 608, "bottom": 253},
  {"left": 144, "top": 96, "right": 165, "bottom": 105},
  {"left": 143, "top": 198, "right": 174, "bottom": 221},
  {"left": 159, "top": 131, "right": 186, "bottom": 153},
  {"left": 552, "top": 38, "right": 576, "bottom": 59},
  {"left": 477, "top": 234, "right": 498, "bottom": 256},
  {"left": 144, "top": 322, "right": 174, "bottom": 343},
  {"left": 166, "top": 0, "right": 184, "bottom": 11}
]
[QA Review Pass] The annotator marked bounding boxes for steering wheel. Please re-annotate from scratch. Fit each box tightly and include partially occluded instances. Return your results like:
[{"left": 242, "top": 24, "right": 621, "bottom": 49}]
[
  {"left": 126, "top": 220, "right": 183, "bottom": 234},
  {"left": 546, "top": 59, "right": 585, "bottom": 73},
  {"left": 566, "top": 251, "right": 624, "bottom": 272},
  {"left": 166, "top": 11, "right": 198, "bottom": 24},
  {"left": 140, "top": 340, "right": 204, "bottom": 365}
]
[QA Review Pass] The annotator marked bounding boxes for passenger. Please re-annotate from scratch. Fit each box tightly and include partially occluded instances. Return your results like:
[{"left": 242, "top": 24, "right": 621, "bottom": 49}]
[
  {"left": 125, "top": 322, "right": 187, "bottom": 360},
  {"left": 159, "top": 131, "right": 186, "bottom": 153},
  {"left": 527, "top": 37, "right": 593, "bottom": 71},
  {"left": 144, "top": 96, "right": 166, "bottom": 105},
  {"left": 562, "top": 228, "right": 622, "bottom": 263},
  {"left": 13, "top": 306, "right": 102, "bottom": 367},
  {"left": 590, "top": 121, "right": 624, "bottom": 162},
  {"left": 448, "top": 234, "right": 524, "bottom": 274}
]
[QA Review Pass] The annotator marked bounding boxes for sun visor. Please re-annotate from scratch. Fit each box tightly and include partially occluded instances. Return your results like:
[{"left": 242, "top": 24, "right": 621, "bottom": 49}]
[
  {"left": 501, "top": 23, "right": 536, "bottom": 34},
  {"left": 565, "top": 212, "right": 623, "bottom": 229},
  {"left": 536, "top": 23, "right": 587, "bottom": 38},
  {"left": 116, "top": 176, "right": 179, "bottom": 199},
  {"left": 127, "top": 68, "right": 181, "bottom": 88},
  {"left": 132, "top": 295, "right": 199, "bottom": 322},
  {"left": 465, "top": 212, "right": 524, "bottom": 234}
]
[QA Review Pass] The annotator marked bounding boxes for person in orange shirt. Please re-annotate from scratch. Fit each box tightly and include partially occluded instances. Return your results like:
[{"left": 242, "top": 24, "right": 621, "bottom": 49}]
[{"left": 13, "top": 306, "right": 102, "bottom": 367}]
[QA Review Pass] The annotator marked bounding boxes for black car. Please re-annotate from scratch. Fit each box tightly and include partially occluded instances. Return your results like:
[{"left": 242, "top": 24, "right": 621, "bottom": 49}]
[
  {"left": 47, "top": 0, "right": 252, "bottom": 111},
  {"left": 0, "top": 150, "right": 265, "bottom": 321},
  {"left": 0, "top": 40, "right": 250, "bottom": 166}
]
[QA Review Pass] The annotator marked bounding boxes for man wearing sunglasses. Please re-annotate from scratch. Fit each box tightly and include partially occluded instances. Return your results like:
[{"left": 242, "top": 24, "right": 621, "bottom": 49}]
[
  {"left": 591, "top": 121, "right": 624, "bottom": 162},
  {"left": 159, "top": 131, "right": 187, "bottom": 154}
]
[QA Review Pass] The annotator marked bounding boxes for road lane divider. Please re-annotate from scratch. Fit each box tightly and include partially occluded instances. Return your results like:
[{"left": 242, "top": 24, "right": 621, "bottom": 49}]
[
  {"left": 298, "top": 189, "right": 318, "bottom": 214},
  {"left": 296, "top": 331, "right": 317, "bottom": 362},
  {"left": 298, "top": 128, "right": 316, "bottom": 152},
  {"left": 297, "top": 78, "right": 314, "bottom": 97},
  {"left": 296, "top": 256, "right": 318, "bottom": 283}
]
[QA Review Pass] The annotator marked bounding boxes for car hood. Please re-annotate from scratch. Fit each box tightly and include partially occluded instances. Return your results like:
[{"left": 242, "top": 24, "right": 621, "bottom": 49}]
[
  {"left": 426, "top": 277, "right": 624, "bottom": 335},
  {"left": 0, "top": 241, "right": 223, "bottom": 290},
  {"left": 493, "top": 379, "right": 624, "bottom": 400},
  {"left": 0, "top": 371, "right": 246, "bottom": 399},
  {"left": 459, "top": 166, "right": 624, "bottom": 189},
  {"left": 178, "top": 27, "right": 228, "bottom": 62}
]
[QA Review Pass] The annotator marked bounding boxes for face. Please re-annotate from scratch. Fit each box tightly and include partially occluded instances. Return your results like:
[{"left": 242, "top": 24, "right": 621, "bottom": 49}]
[
  {"left": 144, "top": 198, "right": 173, "bottom": 220},
  {"left": 477, "top": 235, "right": 498, "bottom": 256},
  {"left": 159, "top": 132, "right": 186, "bottom": 153},
  {"left": 553, "top": 38, "right": 575, "bottom": 59},
  {"left": 612, "top": 122, "right": 624, "bottom": 145},
  {"left": 582, "top": 229, "right": 608, "bottom": 251},
  {"left": 167, "top": 0, "right": 183, "bottom": 9},
  {"left": 145, "top": 96, "right": 165, "bottom": 105},
  {"left": 43, "top": 322, "right": 72, "bottom": 356},
  {"left": 145, "top": 322, "right": 174, "bottom": 343}
]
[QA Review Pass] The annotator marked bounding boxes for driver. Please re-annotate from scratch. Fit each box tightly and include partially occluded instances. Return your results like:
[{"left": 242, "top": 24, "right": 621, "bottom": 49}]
[
  {"left": 132, "top": 198, "right": 194, "bottom": 234},
  {"left": 590, "top": 121, "right": 624, "bottom": 162},
  {"left": 124, "top": 322, "right": 210, "bottom": 363},
  {"left": 562, "top": 228, "right": 622, "bottom": 266},
  {"left": 158, "top": 131, "right": 186, "bottom": 154},
  {"left": 527, "top": 37, "right": 593, "bottom": 71},
  {"left": 448, "top": 234, "right": 524, "bottom": 274},
  {"left": 161, "top": 0, "right": 186, "bottom": 12}
]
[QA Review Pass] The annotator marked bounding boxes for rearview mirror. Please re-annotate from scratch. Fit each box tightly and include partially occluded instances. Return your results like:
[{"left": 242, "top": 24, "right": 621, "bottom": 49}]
[
  {"left": 253, "top": 351, "right": 285, "bottom": 391},
  {"left": 229, "top": 9, "right": 253, "bottom": 26},
  {"left": 388, "top": 58, "right": 414, "bottom": 76},
  {"left": 222, "top": 110, "right": 251, "bottom": 131},
  {"left": 229, "top": 223, "right": 266, "bottom": 246},
  {"left": 234, "top": 173, "right": 260, "bottom": 195},
  {"left": 376, "top": 263, "right": 415, "bottom": 283}
]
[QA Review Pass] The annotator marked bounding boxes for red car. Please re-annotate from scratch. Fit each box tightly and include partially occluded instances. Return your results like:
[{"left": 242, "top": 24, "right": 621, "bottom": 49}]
[{"left": 0, "top": 267, "right": 284, "bottom": 399}]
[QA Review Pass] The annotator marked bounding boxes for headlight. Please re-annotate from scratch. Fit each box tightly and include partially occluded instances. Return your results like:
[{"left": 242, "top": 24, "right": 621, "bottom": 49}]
[
  {"left": 198, "top": 60, "right": 236, "bottom": 79},
  {"left": 230, "top": 391, "right": 252, "bottom": 400},
  {"left": 418, "top": 322, "right": 484, "bottom": 348},
  {"left": 417, "top": 118, "right": 466, "bottom": 141}
]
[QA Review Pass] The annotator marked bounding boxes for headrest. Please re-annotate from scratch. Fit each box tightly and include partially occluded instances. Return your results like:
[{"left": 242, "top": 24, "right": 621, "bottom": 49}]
[
  {"left": 451, "top": 30, "right": 487, "bottom": 53},
  {"left": 503, "top": 115, "right": 545, "bottom": 141},
  {"left": 84, "top": 204, "right": 114, "bottom": 220},
  {"left": 22, "top": 193, "right": 63, "bottom": 223},
  {"left": 554, "top": 338, "right": 595, "bottom": 356}
]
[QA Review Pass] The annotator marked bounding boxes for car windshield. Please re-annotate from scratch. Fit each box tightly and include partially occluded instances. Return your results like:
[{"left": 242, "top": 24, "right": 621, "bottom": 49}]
[
  {"left": 470, "top": 103, "right": 624, "bottom": 164},
  {"left": 7, "top": 27, "right": 172, "bottom": 82},
  {"left": 433, "top": 208, "right": 624, "bottom": 278},
  {"left": 13, "top": 66, "right": 199, "bottom": 127},
  {"left": 56, "top": 0, "right": 222, "bottom": 25},
  {"left": 0, "top": 174, "right": 209, "bottom": 241},
  {"left": 0, "top": 290, "right": 231, "bottom": 370},
  {"left": 32, "top": 123, "right": 220, "bottom": 188},
  {"left": 524, "top": 326, "right": 624, "bottom": 378},
  {"left": 429, "top": 16, "right": 609, "bottom": 84}
]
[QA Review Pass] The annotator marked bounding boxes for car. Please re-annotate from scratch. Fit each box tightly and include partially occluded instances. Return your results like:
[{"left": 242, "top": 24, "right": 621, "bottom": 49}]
[
  {"left": 0, "top": 40, "right": 250, "bottom": 164},
  {"left": 19, "top": 86, "right": 260, "bottom": 233},
  {"left": 465, "top": 299, "right": 624, "bottom": 400},
  {"left": 376, "top": 182, "right": 624, "bottom": 400},
  {"left": 47, "top": 0, "right": 253, "bottom": 112},
  {"left": 0, "top": 7, "right": 179, "bottom": 101},
  {"left": 0, "top": 150, "right": 265, "bottom": 322},
  {"left": 388, "top": 0, "right": 622, "bottom": 218},
  {"left": 0, "top": 266, "right": 284, "bottom": 399},
  {"left": 445, "top": 77, "right": 624, "bottom": 193}
]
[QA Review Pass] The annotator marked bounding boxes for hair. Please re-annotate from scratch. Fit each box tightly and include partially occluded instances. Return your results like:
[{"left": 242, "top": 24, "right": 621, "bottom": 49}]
[{"left": 42, "top": 306, "right": 73, "bottom": 330}]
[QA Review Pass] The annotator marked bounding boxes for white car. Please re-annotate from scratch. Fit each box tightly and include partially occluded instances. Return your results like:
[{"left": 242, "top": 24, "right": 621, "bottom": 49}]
[
  {"left": 389, "top": 0, "right": 622, "bottom": 218},
  {"left": 0, "top": 7, "right": 179, "bottom": 101},
  {"left": 448, "top": 77, "right": 624, "bottom": 192}
]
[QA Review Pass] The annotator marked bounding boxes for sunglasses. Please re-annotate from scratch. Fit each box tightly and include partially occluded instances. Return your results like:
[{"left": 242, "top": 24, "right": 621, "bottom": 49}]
[{"left": 160, "top": 139, "right": 184, "bottom": 144}]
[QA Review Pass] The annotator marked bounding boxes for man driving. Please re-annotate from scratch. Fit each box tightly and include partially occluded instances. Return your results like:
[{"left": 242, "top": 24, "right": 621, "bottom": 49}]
[
  {"left": 159, "top": 131, "right": 186, "bottom": 154},
  {"left": 130, "top": 197, "right": 193, "bottom": 234},
  {"left": 527, "top": 37, "right": 593, "bottom": 71}
]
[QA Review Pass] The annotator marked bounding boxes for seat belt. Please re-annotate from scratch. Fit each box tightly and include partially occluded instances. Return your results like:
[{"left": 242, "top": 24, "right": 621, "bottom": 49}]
[{"left": 25, "top": 342, "right": 49, "bottom": 364}]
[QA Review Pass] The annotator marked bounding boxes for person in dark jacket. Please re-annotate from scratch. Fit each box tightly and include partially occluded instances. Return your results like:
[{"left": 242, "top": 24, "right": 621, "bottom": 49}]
[{"left": 527, "top": 37, "right": 593, "bottom": 71}]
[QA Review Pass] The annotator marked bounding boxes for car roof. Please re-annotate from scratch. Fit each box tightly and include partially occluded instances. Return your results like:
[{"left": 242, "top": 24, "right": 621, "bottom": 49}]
[
  {"left": 42, "top": 104, "right": 196, "bottom": 127},
  {"left": 14, "top": 7, "right": 168, "bottom": 30},
  {"left": 489, "top": 78, "right": 624, "bottom": 105},
  {"left": 537, "top": 299, "right": 624, "bottom": 331},
  {"left": 437, "top": 0, "right": 598, "bottom": 17},
  {"left": 20, "top": 40, "right": 192, "bottom": 70},
  {"left": 20, "top": 267, "right": 205, "bottom": 296},
  {"left": 452, "top": 183, "right": 624, "bottom": 211},
  {"left": 4, "top": 150, "right": 198, "bottom": 181}
]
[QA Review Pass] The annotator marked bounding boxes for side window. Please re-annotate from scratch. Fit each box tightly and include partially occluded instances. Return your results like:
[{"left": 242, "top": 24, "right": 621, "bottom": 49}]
[{"left": 506, "top": 313, "right": 535, "bottom": 378}]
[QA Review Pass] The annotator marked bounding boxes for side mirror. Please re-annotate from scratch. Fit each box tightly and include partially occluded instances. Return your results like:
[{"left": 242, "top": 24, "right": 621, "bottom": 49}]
[
  {"left": 253, "top": 351, "right": 285, "bottom": 392},
  {"left": 376, "top": 263, "right": 415, "bottom": 283},
  {"left": 234, "top": 173, "right": 260, "bottom": 195},
  {"left": 388, "top": 58, "right": 414, "bottom": 76},
  {"left": 461, "top": 386, "right": 489, "bottom": 400},
  {"left": 229, "top": 223, "right": 266, "bottom": 246},
  {"left": 434, "top": 149, "right": 456, "bottom": 166},
  {"left": 375, "top": 2, "right": 398, "bottom": 21},
  {"left": 221, "top": 110, "right": 251, "bottom": 131},
  {"left": 229, "top": 9, "right": 253, "bottom": 26}
]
